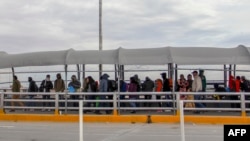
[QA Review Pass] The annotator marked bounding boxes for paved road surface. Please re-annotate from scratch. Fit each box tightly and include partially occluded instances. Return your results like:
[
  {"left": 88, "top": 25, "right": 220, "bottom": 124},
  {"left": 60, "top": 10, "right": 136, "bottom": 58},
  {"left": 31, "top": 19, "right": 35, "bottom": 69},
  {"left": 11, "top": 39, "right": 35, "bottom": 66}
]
[{"left": 0, "top": 122, "right": 223, "bottom": 141}]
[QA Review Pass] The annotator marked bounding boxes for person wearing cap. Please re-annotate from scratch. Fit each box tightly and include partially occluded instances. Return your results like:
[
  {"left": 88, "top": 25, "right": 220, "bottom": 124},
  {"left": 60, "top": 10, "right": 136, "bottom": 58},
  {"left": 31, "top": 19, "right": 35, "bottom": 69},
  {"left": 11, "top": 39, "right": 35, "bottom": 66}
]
[
  {"left": 40, "top": 74, "right": 53, "bottom": 111},
  {"left": 161, "top": 72, "right": 172, "bottom": 108},
  {"left": 192, "top": 71, "right": 205, "bottom": 111},
  {"left": 68, "top": 75, "right": 81, "bottom": 108}
]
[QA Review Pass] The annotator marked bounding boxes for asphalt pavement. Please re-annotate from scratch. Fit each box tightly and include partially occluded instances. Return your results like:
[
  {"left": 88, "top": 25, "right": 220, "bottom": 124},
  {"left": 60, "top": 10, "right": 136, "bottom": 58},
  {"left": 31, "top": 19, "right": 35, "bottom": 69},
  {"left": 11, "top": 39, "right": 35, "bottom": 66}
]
[{"left": 0, "top": 122, "right": 223, "bottom": 141}]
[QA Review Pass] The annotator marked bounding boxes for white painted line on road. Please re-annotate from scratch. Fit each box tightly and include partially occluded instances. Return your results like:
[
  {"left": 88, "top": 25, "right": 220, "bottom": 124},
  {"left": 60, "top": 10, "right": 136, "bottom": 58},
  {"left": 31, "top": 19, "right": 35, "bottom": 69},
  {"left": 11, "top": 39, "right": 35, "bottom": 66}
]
[{"left": 0, "top": 126, "right": 14, "bottom": 128}]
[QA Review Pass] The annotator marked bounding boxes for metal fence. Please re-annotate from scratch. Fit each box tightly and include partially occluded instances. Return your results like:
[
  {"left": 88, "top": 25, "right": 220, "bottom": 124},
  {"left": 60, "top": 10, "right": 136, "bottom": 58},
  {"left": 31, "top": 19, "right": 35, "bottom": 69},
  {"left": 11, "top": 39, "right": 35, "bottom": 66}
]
[{"left": 0, "top": 91, "right": 249, "bottom": 115}]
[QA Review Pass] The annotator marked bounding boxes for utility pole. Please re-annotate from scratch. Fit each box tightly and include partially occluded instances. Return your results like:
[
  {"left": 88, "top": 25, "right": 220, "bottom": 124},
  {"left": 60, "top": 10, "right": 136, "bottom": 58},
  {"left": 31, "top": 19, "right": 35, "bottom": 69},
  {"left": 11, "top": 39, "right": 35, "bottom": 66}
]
[{"left": 99, "top": 0, "right": 103, "bottom": 80}]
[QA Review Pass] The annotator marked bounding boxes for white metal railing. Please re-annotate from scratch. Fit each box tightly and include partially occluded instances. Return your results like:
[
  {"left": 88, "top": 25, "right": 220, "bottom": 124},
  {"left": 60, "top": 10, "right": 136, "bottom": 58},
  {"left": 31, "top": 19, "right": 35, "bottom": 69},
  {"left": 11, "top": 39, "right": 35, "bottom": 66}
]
[{"left": 0, "top": 91, "right": 250, "bottom": 115}]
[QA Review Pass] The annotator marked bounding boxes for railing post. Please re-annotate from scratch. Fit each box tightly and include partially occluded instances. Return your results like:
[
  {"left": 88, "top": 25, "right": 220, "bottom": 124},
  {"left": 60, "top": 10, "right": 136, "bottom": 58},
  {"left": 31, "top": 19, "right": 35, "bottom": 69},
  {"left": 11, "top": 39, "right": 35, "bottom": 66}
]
[
  {"left": 0, "top": 92, "right": 5, "bottom": 114},
  {"left": 113, "top": 92, "right": 118, "bottom": 115},
  {"left": 55, "top": 93, "right": 59, "bottom": 115},
  {"left": 65, "top": 91, "right": 68, "bottom": 114},
  {"left": 240, "top": 92, "right": 246, "bottom": 117},
  {"left": 176, "top": 92, "right": 180, "bottom": 116}
]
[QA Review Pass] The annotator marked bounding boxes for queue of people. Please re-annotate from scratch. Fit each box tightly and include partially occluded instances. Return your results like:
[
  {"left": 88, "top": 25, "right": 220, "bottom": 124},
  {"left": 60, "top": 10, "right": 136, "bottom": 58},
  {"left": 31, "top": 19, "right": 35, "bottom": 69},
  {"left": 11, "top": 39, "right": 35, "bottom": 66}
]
[{"left": 8, "top": 70, "right": 250, "bottom": 114}]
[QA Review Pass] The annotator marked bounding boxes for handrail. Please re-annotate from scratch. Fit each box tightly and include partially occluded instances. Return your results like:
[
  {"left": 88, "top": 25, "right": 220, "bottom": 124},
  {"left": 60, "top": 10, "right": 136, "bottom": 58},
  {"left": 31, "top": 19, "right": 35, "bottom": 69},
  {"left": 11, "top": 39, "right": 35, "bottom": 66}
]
[{"left": 0, "top": 91, "right": 249, "bottom": 115}]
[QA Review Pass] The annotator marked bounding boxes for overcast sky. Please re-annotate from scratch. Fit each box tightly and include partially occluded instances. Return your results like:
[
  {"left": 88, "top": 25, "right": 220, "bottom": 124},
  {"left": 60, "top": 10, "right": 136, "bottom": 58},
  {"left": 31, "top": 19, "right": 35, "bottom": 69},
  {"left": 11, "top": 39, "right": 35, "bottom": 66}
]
[{"left": 0, "top": 0, "right": 250, "bottom": 54}]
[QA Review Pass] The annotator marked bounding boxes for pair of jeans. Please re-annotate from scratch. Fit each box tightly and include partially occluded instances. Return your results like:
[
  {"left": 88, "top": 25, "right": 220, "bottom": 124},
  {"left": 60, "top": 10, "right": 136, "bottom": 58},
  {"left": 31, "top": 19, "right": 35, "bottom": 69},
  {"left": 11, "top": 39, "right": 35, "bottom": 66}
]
[
  {"left": 43, "top": 95, "right": 51, "bottom": 107},
  {"left": 194, "top": 95, "right": 205, "bottom": 108},
  {"left": 27, "top": 95, "right": 35, "bottom": 107},
  {"left": 129, "top": 97, "right": 137, "bottom": 108}
]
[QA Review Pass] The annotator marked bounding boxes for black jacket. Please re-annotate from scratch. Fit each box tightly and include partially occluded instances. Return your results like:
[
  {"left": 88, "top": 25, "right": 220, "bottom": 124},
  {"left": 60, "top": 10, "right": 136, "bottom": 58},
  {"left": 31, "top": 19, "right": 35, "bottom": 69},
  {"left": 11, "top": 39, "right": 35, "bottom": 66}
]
[{"left": 40, "top": 80, "right": 53, "bottom": 92}]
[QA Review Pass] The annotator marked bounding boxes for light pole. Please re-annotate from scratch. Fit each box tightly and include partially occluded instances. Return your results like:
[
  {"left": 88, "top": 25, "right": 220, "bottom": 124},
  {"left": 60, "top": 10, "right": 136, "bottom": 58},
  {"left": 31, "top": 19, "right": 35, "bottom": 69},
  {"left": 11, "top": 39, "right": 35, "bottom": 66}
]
[{"left": 99, "top": 0, "right": 103, "bottom": 79}]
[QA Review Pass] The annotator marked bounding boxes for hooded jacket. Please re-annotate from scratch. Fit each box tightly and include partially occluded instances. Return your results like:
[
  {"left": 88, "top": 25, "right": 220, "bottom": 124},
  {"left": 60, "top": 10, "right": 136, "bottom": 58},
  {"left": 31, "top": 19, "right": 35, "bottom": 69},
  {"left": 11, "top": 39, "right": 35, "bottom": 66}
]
[
  {"left": 142, "top": 77, "right": 154, "bottom": 92},
  {"left": 100, "top": 73, "right": 109, "bottom": 92}
]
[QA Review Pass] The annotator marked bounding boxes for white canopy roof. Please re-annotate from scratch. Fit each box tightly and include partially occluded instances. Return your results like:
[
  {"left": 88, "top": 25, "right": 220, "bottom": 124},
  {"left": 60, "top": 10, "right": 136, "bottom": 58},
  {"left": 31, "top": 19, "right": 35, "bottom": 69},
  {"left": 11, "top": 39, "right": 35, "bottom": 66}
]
[{"left": 0, "top": 46, "right": 250, "bottom": 69}]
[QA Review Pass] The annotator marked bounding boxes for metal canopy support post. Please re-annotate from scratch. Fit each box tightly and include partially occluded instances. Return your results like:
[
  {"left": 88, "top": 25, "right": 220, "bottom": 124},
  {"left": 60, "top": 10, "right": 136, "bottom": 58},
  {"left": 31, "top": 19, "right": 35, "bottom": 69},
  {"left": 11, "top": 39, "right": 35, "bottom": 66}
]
[
  {"left": 77, "top": 64, "right": 81, "bottom": 81},
  {"left": 64, "top": 65, "right": 68, "bottom": 114},
  {"left": 175, "top": 64, "right": 178, "bottom": 89},
  {"left": 223, "top": 65, "right": 227, "bottom": 88},
  {"left": 98, "top": 0, "right": 103, "bottom": 79},
  {"left": 115, "top": 64, "right": 117, "bottom": 80},
  {"left": 0, "top": 93, "right": 5, "bottom": 114},
  {"left": 121, "top": 65, "right": 125, "bottom": 80},
  {"left": 229, "top": 64, "right": 232, "bottom": 77},
  {"left": 82, "top": 64, "right": 85, "bottom": 85},
  {"left": 173, "top": 64, "right": 177, "bottom": 115},
  {"left": 233, "top": 64, "right": 236, "bottom": 77},
  {"left": 117, "top": 65, "right": 121, "bottom": 114}
]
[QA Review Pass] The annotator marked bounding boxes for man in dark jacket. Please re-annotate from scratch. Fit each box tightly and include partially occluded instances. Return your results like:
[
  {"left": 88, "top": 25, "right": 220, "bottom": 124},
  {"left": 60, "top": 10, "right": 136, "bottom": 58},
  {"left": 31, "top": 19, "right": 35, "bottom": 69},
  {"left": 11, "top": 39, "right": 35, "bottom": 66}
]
[
  {"left": 241, "top": 76, "right": 250, "bottom": 108},
  {"left": 27, "top": 77, "right": 38, "bottom": 111},
  {"left": 40, "top": 74, "right": 53, "bottom": 111},
  {"left": 142, "top": 76, "right": 154, "bottom": 107},
  {"left": 161, "top": 72, "right": 172, "bottom": 108}
]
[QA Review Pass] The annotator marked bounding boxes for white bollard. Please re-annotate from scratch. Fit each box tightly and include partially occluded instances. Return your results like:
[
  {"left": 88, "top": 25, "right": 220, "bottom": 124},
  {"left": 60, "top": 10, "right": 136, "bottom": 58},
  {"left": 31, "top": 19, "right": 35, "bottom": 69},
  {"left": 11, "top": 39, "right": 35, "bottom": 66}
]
[
  {"left": 79, "top": 100, "right": 84, "bottom": 141},
  {"left": 180, "top": 100, "right": 185, "bottom": 141}
]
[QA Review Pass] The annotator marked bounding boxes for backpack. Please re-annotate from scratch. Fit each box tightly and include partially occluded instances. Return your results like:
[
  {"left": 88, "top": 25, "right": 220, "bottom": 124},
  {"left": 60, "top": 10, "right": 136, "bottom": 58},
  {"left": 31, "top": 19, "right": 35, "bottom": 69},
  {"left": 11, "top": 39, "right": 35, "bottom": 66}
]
[
  {"left": 108, "top": 80, "right": 117, "bottom": 92},
  {"left": 31, "top": 81, "right": 38, "bottom": 92}
]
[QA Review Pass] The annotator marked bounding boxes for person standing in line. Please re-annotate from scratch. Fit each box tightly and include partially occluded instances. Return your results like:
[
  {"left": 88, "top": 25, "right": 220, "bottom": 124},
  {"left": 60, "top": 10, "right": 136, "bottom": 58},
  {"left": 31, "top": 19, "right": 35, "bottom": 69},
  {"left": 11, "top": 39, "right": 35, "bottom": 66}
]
[
  {"left": 10, "top": 75, "right": 24, "bottom": 112},
  {"left": 98, "top": 73, "right": 110, "bottom": 114},
  {"left": 229, "top": 75, "right": 238, "bottom": 108},
  {"left": 68, "top": 75, "right": 81, "bottom": 108},
  {"left": 192, "top": 71, "right": 205, "bottom": 113},
  {"left": 240, "top": 76, "right": 250, "bottom": 108},
  {"left": 40, "top": 74, "right": 53, "bottom": 111},
  {"left": 118, "top": 78, "right": 127, "bottom": 108},
  {"left": 155, "top": 79, "right": 163, "bottom": 112},
  {"left": 161, "top": 72, "right": 172, "bottom": 110},
  {"left": 27, "top": 77, "right": 38, "bottom": 111},
  {"left": 141, "top": 76, "right": 154, "bottom": 108},
  {"left": 128, "top": 77, "right": 138, "bottom": 114},
  {"left": 199, "top": 70, "right": 207, "bottom": 106},
  {"left": 83, "top": 76, "right": 97, "bottom": 113},
  {"left": 177, "top": 74, "right": 189, "bottom": 100},
  {"left": 54, "top": 73, "right": 65, "bottom": 107},
  {"left": 187, "top": 74, "right": 193, "bottom": 89}
]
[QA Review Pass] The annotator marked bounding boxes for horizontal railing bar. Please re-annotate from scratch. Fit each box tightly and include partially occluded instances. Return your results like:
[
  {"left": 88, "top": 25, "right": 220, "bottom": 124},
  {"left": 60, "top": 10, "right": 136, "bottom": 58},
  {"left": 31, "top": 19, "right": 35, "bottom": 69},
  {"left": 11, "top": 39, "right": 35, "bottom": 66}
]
[{"left": 2, "top": 92, "right": 250, "bottom": 96}]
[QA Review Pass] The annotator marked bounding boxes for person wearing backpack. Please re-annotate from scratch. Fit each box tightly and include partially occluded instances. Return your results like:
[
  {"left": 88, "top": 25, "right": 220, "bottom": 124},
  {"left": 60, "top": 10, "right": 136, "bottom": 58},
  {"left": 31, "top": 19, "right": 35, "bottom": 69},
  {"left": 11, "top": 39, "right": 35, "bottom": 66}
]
[{"left": 27, "top": 77, "right": 38, "bottom": 111}]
